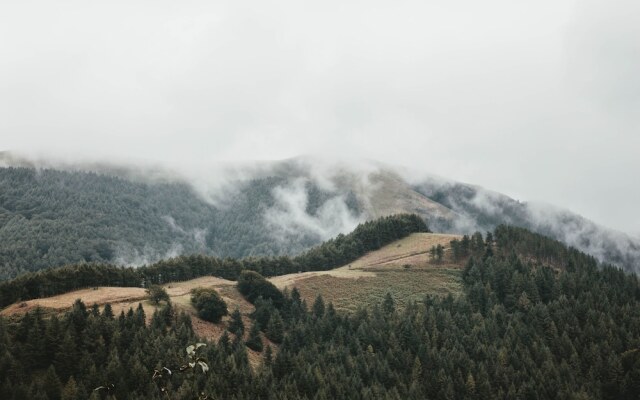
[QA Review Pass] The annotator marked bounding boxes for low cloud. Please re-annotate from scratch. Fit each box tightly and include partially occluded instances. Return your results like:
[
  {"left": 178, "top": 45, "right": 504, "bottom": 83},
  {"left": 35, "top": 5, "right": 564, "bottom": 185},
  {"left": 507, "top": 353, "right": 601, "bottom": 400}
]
[
  {"left": 264, "top": 177, "right": 363, "bottom": 243},
  {"left": 114, "top": 242, "right": 184, "bottom": 267},
  {"left": 162, "top": 215, "right": 208, "bottom": 249},
  {"left": 525, "top": 202, "right": 640, "bottom": 272},
  {"left": 1, "top": 0, "right": 639, "bottom": 233}
]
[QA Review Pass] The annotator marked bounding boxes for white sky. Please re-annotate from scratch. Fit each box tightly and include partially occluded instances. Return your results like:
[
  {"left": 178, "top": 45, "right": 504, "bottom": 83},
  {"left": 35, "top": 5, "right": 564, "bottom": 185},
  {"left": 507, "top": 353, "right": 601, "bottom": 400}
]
[{"left": 1, "top": 0, "right": 639, "bottom": 234}]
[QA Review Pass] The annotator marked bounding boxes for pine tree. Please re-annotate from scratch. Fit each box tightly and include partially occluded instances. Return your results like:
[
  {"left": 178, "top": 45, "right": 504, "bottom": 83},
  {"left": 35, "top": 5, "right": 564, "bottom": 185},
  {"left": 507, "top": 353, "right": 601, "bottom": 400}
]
[
  {"left": 102, "top": 303, "right": 114, "bottom": 319},
  {"left": 55, "top": 332, "right": 77, "bottom": 382},
  {"left": 43, "top": 365, "right": 62, "bottom": 400},
  {"left": 430, "top": 246, "right": 437, "bottom": 261},
  {"left": 411, "top": 356, "right": 422, "bottom": 382},
  {"left": 465, "top": 372, "right": 476, "bottom": 397},
  {"left": 435, "top": 244, "right": 444, "bottom": 262},
  {"left": 266, "top": 310, "right": 284, "bottom": 343},
  {"left": 246, "top": 323, "right": 263, "bottom": 352},
  {"left": 312, "top": 295, "right": 325, "bottom": 318},
  {"left": 383, "top": 292, "right": 395, "bottom": 314},
  {"left": 228, "top": 308, "right": 244, "bottom": 338},
  {"left": 264, "top": 345, "right": 273, "bottom": 366},
  {"left": 61, "top": 376, "right": 78, "bottom": 400}
]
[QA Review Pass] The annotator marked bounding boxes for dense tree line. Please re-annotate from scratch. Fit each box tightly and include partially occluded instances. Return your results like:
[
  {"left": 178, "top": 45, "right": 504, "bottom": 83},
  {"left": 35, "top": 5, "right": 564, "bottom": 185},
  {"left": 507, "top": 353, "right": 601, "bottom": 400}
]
[
  {"left": 0, "top": 214, "right": 428, "bottom": 308},
  {"left": 0, "top": 167, "right": 215, "bottom": 279},
  {"left": 0, "top": 167, "right": 362, "bottom": 279},
  {"left": 1, "top": 226, "right": 639, "bottom": 399},
  {"left": 294, "top": 214, "right": 428, "bottom": 270},
  {"left": 0, "top": 264, "right": 141, "bottom": 309},
  {"left": 450, "top": 231, "right": 492, "bottom": 262}
]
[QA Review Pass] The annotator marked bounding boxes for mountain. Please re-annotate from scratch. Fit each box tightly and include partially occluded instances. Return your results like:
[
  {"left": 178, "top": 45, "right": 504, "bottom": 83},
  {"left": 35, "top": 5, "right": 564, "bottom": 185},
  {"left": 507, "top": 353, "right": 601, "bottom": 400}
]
[{"left": 0, "top": 153, "right": 638, "bottom": 279}]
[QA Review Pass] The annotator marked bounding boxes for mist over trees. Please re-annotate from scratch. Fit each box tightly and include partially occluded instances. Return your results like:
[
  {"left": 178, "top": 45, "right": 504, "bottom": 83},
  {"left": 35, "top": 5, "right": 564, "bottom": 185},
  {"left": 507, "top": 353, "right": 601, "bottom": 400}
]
[
  {"left": 415, "top": 180, "right": 640, "bottom": 274},
  {"left": 0, "top": 167, "right": 362, "bottom": 280},
  {"left": 2, "top": 161, "right": 639, "bottom": 283}
]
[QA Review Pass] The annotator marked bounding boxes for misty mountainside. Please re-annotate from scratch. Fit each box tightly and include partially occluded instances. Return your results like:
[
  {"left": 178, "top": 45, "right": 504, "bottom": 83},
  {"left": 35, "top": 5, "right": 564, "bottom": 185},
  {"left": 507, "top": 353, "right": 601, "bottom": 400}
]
[
  {"left": 413, "top": 179, "right": 640, "bottom": 275},
  {"left": 0, "top": 166, "right": 362, "bottom": 280},
  {"left": 0, "top": 154, "right": 639, "bottom": 279},
  {"left": 258, "top": 158, "right": 640, "bottom": 274}
]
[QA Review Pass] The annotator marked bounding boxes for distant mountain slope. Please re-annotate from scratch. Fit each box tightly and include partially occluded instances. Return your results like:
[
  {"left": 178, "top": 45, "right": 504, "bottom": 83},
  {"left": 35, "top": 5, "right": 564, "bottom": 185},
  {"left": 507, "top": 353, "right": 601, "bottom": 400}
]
[
  {"left": 0, "top": 166, "right": 361, "bottom": 279},
  {"left": 412, "top": 177, "right": 640, "bottom": 274},
  {"left": 0, "top": 167, "right": 214, "bottom": 278},
  {"left": 0, "top": 154, "right": 638, "bottom": 278},
  {"left": 260, "top": 158, "right": 640, "bottom": 273}
]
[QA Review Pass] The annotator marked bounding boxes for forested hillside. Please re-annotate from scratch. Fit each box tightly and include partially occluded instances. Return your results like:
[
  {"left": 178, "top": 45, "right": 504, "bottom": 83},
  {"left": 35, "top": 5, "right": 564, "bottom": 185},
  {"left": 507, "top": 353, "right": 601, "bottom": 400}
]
[
  {"left": 0, "top": 167, "right": 213, "bottom": 279},
  {"left": 0, "top": 167, "right": 361, "bottom": 279},
  {"left": 0, "top": 214, "right": 427, "bottom": 308},
  {"left": 415, "top": 179, "right": 640, "bottom": 274},
  {"left": 1, "top": 226, "right": 639, "bottom": 399},
  {"left": 2, "top": 158, "right": 640, "bottom": 281}
]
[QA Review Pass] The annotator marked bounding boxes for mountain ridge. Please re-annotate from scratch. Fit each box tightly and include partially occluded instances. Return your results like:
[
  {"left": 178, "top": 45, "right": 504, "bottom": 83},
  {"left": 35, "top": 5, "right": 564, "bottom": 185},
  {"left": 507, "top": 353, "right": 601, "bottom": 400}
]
[{"left": 0, "top": 152, "right": 638, "bottom": 277}]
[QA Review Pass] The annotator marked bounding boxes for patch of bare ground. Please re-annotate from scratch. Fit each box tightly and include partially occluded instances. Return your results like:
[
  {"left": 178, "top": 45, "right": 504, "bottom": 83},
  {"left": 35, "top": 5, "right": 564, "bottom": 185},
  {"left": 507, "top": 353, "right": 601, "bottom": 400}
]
[
  {"left": 274, "top": 233, "right": 464, "bottom": 312},
  {"left": 173, "top": 285, "right": 256, "bottom": 344},
  {"left": 269, "top": 268, "right": 375, "bottom": 290},
  {"left": 163, "top": 276, "right": 235, "bottom": 297},
  {"left": 347, "top": 232, "right": 461, "bottom": 270},
  {"left": 290, "top": 268, "right": 462, "bottom": 313},
  {"left": 0, "top": 286, "right": 148, "bottom": 317},
  {"left": 269, "top": 233, "right": 460, "bottom": 290}
]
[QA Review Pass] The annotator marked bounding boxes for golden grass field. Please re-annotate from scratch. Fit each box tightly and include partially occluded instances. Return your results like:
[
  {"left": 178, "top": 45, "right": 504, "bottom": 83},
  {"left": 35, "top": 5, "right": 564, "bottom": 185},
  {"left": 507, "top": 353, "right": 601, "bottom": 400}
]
[
  {"left": 0, "top": 232, "right": 463, "bottom": 355},
  {"left": 273, "top": 232, "right": 464, "bottom": 312}
]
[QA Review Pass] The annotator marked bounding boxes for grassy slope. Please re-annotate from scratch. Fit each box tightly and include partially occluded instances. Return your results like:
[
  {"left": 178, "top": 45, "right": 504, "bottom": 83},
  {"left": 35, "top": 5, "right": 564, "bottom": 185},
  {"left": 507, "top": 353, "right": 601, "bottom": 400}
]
[
  {"left": 0, "top": 232, "right": 463, "bottom": 342},
  {"left": 273, "top": 232, "right": 464, "bottom": 312}
]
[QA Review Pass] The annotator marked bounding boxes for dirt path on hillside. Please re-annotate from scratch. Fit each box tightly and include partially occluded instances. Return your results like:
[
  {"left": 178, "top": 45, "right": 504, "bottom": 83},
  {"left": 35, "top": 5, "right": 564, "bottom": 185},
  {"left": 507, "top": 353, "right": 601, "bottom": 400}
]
[{"left": 269, "top": 266, "right": 376, "bottom": 290}]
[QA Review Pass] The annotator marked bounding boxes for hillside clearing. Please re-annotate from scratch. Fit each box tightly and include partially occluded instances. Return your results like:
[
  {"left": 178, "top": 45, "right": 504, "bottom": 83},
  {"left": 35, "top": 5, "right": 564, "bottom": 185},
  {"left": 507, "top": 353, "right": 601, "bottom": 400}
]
[
  {"left": 1, "top": 232, "right": 463, "bottom": 347},
  {"left": 273, "top": 232, "right": 464, "bottom": 311},
  {"left": 0, "top": 286, "right": 148, "bottom": 316}
]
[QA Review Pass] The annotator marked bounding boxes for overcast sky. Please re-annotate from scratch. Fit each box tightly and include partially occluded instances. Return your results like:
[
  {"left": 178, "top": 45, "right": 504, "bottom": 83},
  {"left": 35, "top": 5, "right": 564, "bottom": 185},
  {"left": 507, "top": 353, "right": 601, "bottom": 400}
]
[{"left": 1, "top": 0, "right": 638, "bottom": 234}]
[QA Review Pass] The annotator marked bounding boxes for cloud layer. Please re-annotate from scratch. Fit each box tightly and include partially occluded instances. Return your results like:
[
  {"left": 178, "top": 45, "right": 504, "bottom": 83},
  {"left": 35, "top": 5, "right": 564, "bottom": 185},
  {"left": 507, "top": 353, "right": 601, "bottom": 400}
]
[{"left": 1, "top": 0, "right": 638, "bottom": 234}]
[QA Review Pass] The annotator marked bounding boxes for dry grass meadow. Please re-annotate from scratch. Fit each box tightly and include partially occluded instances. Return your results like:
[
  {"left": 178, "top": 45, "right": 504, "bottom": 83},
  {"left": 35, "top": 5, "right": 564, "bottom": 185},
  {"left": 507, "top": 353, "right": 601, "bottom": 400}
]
[
  {"left": 1, "top": 232, "right": 463, "bottom": 351},
  {"left": 274, "top": 233, "right": 464, "bottom": 312}
]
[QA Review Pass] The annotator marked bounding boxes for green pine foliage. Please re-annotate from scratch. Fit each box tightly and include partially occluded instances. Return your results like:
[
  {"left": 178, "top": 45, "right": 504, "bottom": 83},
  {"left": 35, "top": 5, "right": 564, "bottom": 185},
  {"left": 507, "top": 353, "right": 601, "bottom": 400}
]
[
  {"left": 245, "top": 322, "right": 263, "bottom": 352},
  {"left": 190, "top": 288, "right": 228, "bottom": 323},
  {"left": 146, "top": 285, "right": 170, "bottom": 305},
  {"left": 237, "top": 271, "right": 285, "bottom": 308},
  {"left": 0, "top": 225, "right": 639, "bottom": 399},
  {"left": 228, "top": 309, "right": 244, "bottom": 337},
  {"left": 0, "top": 167, "right": 364, "bottom": 280}
]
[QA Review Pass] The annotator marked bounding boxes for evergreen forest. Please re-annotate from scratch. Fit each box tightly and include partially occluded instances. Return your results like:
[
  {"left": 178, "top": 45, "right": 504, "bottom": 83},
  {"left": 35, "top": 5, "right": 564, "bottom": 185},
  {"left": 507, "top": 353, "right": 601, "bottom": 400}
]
[
  {"left": 0, "top": 224, "right": 639, "bottom": 399},
  {"left": 0, "top": 167, "right": 361, "bottom": 279}
]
